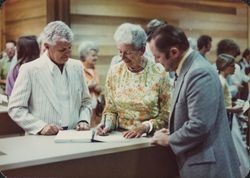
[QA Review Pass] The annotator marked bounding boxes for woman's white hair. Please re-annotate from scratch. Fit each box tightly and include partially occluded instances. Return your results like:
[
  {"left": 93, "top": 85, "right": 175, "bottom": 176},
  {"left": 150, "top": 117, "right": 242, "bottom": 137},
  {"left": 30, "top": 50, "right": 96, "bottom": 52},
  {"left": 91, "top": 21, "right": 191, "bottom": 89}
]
[
  {"left": 114, "top": 23, "right": 146, "bottom": 49},
  {"left": 39, "top": 21, "right": 73, "bottom": 46},
  {"left": 78, "top": 41, "right": 99, "bottom": 59}
]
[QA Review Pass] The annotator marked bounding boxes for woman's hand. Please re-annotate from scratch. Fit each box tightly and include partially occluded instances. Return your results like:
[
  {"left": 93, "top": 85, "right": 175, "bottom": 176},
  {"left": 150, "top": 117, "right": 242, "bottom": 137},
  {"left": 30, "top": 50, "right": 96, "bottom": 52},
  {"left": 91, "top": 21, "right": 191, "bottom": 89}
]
[
  {"left": 123, "top": 125, "right": 148, "bottom": 138},
  {"left": 96, "top": 123, "right": 110, "bottom": 136}
]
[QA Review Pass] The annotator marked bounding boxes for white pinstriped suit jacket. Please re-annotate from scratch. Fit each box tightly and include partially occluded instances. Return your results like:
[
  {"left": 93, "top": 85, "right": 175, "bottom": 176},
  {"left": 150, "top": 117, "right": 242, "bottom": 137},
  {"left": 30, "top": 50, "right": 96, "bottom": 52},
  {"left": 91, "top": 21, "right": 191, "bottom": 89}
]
[{"left": 8, "top": 53, "right": 92, "bottom": 134}]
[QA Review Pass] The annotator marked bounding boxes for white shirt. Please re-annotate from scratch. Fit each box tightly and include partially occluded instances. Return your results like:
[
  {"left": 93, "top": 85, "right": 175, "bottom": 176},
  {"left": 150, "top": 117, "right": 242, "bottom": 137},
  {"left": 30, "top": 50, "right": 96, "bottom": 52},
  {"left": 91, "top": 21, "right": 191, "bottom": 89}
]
[
  {"left": 47, "top": 59, "right": 70, "bottom": 127},
  {"left": 176, "top": 48, "right": 193, "bottom": 76}
]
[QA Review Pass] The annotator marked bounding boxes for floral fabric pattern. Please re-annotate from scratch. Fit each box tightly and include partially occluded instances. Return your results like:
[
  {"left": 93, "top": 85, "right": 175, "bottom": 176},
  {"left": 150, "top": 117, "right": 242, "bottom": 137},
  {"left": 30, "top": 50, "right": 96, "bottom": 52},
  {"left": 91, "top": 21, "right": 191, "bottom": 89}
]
[{"left": 103, "top": 59, "right": 171, "bottom": 131}]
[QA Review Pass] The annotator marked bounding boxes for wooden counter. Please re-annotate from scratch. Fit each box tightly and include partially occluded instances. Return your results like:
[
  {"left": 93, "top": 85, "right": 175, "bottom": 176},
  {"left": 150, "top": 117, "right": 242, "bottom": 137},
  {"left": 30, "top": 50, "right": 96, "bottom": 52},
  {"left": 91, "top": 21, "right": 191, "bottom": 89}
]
[{"left": 0, "top": 135, "right": 179, "bottom": 178}]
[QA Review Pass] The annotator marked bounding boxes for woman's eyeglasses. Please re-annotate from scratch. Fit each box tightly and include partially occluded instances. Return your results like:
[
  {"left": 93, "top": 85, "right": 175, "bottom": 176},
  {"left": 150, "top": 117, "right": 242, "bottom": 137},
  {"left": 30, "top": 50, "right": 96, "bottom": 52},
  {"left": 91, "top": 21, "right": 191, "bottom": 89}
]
[{"left": 118, "top": 49, "right": 138, "bottom": 57}]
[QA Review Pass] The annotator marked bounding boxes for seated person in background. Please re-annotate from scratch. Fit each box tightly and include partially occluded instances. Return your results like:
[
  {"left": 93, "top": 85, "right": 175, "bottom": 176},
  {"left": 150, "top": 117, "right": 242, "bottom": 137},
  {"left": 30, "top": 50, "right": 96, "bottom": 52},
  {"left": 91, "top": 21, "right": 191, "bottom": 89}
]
[
  {"left": 5, "top": 35, "right": 40, "bottom": 96},
  {"left": 97, "top": 23, "right": 171, "bottom": 138},
  {"left": 78, "top": 41, "right": 104, "bottom": 127},
  {"left": 8, "top": 21, "right": 92, "bottom": 135},
  {"left": 0, "top": 40, "right": 16, "bottom": 94}
]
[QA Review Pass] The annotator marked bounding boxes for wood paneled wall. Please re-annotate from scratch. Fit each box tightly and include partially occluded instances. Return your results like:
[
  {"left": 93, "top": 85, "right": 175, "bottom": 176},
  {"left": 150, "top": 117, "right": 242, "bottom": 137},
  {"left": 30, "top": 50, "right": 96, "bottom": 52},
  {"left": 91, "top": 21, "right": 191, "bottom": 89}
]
[
  {"left": 0, "top": 5, "right": 5, "bottom": 52},
  {"left": 248, "top": 7, "right": 250, "bottom": 47},
  {"left": 1, "top": 0, "right": 249, "bottom": 86},
  {"left": 0, "top": 0, "right": 71, "bottom": 51},
  {"left": 4, "top": 0, "right": 47, "bottom": 43},
  {"left": 70, "top": 0, "right": 249, "bottom": 86}
]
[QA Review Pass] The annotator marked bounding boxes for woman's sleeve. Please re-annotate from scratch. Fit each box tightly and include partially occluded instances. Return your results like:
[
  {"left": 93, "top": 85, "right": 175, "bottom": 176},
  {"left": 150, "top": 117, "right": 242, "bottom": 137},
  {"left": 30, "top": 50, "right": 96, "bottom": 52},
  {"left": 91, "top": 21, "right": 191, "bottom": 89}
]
[{"left": 150, "top": 73, "right": 172, "bottom": 131}]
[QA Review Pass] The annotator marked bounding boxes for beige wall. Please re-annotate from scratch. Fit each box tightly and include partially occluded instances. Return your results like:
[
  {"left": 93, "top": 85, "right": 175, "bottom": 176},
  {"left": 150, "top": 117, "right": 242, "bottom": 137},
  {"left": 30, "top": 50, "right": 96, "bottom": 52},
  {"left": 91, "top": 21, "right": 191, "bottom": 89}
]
[
  {"left": 70, "top": 0, "right": 249, "bottom": 86},
  {"left": 1, "top": 0, "right": 249, "bottom": 86},
  {"left": 0, "top": 6, "right": 5, "bottom": 52},
  {"left": 3, "top": 0, "right": 46, "bottom": 42}
]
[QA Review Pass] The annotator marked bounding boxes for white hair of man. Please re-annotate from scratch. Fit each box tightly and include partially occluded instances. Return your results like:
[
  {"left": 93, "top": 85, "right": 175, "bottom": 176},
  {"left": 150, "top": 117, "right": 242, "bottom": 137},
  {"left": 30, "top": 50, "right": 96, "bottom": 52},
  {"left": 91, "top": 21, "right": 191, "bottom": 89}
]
[
  {"left": 78, "top": 41, "right": 99, "bottom": 59},
  {"left": 114, "top": 23, "right": 147, "bottom": 49},
  {"left": 40, "top": 21, "right": 73, "bottom": 46}
]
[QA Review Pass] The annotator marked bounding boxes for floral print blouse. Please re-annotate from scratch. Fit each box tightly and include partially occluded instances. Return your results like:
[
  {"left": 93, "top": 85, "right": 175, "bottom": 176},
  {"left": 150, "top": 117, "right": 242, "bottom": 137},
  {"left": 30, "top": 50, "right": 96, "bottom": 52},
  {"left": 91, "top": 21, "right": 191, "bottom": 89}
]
[{"left": 103, "top": 59, "right": 171, "bottom": 131}]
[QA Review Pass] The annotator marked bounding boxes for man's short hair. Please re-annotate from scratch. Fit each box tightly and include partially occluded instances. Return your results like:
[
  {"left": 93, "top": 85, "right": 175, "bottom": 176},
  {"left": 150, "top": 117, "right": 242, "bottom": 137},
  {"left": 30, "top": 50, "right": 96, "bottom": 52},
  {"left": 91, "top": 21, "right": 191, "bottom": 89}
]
[{"left": 197, "top": 35, "right": 212, "bottom": 50}]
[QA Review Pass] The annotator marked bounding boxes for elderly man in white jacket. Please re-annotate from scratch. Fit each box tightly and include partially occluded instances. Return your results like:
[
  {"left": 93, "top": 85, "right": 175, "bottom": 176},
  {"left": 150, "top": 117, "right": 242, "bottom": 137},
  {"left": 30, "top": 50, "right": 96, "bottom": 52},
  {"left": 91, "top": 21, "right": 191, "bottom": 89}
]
[{"left": 8, "top": 21, "right": 92, "bottom": 135}]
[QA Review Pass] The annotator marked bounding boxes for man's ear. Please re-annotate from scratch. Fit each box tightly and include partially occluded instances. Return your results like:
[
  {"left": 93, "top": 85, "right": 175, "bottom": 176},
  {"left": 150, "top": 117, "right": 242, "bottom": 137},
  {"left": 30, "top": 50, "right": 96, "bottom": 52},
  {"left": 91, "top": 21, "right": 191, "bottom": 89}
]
[
  {"left": 44, "top": 43, "right": 50, "bottom": 50},
  {"left": 169, "top": 47, "right": 179, "bottom": 57}
]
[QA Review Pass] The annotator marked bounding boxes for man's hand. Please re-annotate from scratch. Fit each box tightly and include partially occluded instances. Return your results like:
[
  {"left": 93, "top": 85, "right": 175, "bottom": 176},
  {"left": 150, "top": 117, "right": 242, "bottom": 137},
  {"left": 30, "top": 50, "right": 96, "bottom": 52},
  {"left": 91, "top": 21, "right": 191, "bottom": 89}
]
[
  {"left": 76, "top": 121, "right": 90, "bottom": 131},
  {"left": 123, "top": 125, "right": 147, "bottom": 139},
  {"left": 150, "top": 128, "right": 170, "bottom": 146},
  {"left": 40, "top": 124, "right": 62, "bottom": 135}
]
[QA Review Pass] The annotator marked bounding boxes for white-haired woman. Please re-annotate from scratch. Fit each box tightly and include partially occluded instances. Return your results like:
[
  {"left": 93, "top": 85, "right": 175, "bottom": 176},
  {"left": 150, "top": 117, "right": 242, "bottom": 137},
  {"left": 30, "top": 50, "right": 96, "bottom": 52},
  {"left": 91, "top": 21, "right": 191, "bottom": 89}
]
[
  {"left": 78, "top": 41, "right": 104, "bottom": 127},
  {"left": 96, "top": 23, "right": 171, "bottom": 138}
]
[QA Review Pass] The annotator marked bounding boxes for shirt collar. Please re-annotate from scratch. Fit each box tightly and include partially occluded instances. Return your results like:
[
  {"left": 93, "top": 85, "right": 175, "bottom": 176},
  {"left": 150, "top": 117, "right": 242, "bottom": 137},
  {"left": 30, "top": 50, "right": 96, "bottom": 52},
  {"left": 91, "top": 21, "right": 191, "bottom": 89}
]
[
  {"left": 176, "top": 47, "right": 193, "bottom": 76},
  {"left": 44, "top": 51, "right": 68, "bottom": 73}
]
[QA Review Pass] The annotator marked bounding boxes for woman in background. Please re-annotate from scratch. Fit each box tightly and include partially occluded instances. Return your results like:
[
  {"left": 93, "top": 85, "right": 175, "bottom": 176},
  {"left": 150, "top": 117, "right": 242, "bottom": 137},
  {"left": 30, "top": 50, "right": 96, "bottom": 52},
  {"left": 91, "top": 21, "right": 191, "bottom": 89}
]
[
  {"left": 97, "top": 23, "right": 171, "bottom": 138},
  {"left": 6, "top": 35, "right": 40, "bottom": 96},
  {"left": 216, "top": 53, "right": 250, "bottom": 178},
  {"left": 78, "top": 41, "right": 104, "bottom": 127}
]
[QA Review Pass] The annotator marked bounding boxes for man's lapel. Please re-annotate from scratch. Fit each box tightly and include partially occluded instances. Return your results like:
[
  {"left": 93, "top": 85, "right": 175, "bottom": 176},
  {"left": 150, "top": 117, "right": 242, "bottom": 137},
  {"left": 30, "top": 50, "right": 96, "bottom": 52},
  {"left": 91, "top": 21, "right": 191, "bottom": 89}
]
[
  {"left": 36, "top": 57, "right": 61, "bottom": 114},
  {"left": 66, "top": 60, "right": 79, "bottom": 115},
  {"left": 169, "top": 51, "right": 197, "bottom": 131}
]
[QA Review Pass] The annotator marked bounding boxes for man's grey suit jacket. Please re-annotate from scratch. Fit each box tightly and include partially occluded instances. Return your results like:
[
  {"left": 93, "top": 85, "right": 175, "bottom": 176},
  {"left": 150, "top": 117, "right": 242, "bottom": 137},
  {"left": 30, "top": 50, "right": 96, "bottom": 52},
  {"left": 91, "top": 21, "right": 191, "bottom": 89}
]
[{"left": 168, "top": 51, "right": 241, "bottom": 178}]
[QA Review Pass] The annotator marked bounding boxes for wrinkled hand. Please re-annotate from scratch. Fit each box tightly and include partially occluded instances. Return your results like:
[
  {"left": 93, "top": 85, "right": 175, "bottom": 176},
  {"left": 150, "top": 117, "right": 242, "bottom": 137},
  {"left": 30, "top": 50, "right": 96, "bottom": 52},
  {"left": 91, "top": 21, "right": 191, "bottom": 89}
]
[
  {"left": 76, "top": 121, "right": 90, "bottom": 131},
  {"left": 40, "top": 124, "right": 62, "bottom": 135},
  {"left": 123, "top": 125, "right": 147, "bottom": 139},
  {"left": 96, "top": 123, "right": 110, "bottom": 136},
  {"left": 150, "top": 128, "right": 169, "bottom": 146}
]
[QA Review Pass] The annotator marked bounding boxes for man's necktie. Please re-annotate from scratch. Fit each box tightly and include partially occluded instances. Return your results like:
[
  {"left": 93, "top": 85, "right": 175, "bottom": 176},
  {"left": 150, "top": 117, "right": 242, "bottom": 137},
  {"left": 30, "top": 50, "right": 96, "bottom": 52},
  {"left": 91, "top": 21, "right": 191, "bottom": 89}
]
[{"left": 174, "top": 72, "right": 178, "bottom": 88}]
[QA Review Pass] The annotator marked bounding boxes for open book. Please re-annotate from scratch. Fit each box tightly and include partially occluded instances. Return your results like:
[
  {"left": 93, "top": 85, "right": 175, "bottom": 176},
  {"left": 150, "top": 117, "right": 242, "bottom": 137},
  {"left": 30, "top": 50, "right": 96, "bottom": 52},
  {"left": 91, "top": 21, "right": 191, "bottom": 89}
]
[
  {"left": 54, "top": 130, "right": 131, "bottom": 143},
  {"left": 54, "top": 130, "right": 93, "bottom": 143}
]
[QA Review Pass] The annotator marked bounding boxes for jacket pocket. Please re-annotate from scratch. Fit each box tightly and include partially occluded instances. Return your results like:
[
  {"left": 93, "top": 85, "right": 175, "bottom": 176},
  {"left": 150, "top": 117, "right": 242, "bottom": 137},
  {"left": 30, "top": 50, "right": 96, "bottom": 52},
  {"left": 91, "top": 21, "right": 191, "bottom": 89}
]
[{"left": 186, "top": 147, "right": 216, "bottom": 165}]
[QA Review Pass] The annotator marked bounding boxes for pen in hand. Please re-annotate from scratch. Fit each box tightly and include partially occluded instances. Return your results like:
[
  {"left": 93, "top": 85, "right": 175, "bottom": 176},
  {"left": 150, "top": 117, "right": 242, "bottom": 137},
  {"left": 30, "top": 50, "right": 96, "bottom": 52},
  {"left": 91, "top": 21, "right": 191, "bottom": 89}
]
[{"left": 96, "top": 115, "right": 109, "bottom": 136}]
